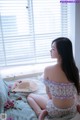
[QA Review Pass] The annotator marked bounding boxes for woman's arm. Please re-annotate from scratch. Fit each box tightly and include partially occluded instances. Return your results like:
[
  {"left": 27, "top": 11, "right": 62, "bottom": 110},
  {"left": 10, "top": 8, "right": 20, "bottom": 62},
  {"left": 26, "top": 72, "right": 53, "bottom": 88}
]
[{"left": 44, "top": 67, "right": 52, "bottom": 99}]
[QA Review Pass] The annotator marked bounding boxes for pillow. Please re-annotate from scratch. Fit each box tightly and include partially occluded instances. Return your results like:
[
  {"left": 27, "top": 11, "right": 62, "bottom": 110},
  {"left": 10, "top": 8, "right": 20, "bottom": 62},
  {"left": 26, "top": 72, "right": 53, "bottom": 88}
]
[{"left": 0, "top": 76, "right": 8, "bottom": 113}]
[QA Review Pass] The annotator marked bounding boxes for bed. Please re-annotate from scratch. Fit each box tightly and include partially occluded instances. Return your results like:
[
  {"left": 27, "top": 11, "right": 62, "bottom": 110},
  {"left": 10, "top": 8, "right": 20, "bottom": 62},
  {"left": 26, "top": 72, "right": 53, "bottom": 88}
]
[
  {"left": 0, "top": 76, "right": 80, "bottom": 120},
  {"left": 0, "top": 76, "right": 46, "bottom": 120}
]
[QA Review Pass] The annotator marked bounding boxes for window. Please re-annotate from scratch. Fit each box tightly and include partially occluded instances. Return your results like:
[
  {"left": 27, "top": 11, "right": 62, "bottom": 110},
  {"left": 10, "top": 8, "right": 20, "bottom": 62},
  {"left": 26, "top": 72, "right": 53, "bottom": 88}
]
[{"left": 0, "top": 0, "right": 70, "bottom": 67}]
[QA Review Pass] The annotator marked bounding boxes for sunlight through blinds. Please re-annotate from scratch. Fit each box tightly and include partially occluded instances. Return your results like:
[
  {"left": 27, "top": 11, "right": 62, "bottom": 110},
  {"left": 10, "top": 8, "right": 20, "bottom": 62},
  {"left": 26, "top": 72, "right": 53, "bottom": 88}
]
[{"left": 0, "top": 0, "right": 70, "bottom": 66}]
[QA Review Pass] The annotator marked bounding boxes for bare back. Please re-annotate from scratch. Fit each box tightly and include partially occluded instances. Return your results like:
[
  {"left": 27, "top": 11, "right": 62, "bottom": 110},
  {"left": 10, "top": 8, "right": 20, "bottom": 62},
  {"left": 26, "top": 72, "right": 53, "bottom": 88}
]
[{"left": 44, "top": 64, "right": 76, "bottom": 109}]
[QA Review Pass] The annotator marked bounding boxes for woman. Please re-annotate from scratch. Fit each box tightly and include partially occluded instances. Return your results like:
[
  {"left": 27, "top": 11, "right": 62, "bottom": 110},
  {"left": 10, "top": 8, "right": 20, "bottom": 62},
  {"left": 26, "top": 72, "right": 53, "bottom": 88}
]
[{"left": 27, "top": 37, "right": 80, "bottom": 120}]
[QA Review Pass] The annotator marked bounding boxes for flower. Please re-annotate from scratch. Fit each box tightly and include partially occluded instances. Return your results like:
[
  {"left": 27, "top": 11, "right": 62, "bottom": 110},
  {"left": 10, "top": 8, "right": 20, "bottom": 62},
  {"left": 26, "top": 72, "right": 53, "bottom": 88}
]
[
  {"left": 8, "top": 92, "right": 10, "bottom": 96},
  {"left": 8, "top": 85, "right": 17, "bottom": 96},
  {"left": 4, "top": 84, "right": 22, "bottom": 111},
  {"left": 4, "top": 100, "right": 15, "bottom": 110},
  {"left": 16, "top": 97, "right": 22, "bottom": 100},
  {"left": 7, "top": 117, "right": 14, "bottom": 120},
  {"left": 4, "top": 99, "right": 22, "bottom": 111}
]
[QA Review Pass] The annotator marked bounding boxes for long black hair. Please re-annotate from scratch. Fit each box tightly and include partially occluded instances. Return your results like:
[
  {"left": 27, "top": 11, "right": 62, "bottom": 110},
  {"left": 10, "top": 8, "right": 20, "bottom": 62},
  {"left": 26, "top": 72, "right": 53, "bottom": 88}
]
[{"left": 52, "top": 37, "right": 80, "bottom": 94}]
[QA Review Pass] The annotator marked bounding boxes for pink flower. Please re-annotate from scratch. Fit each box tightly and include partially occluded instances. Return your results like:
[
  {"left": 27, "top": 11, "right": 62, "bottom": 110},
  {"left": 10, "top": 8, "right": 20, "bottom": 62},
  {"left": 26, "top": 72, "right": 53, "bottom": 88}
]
[
  {"left": 12, "top": 91, "right": 16, "bottom": 94},
  {"left": 18, "top": 81, "right": 22, "bottom": 83},
  {"left": 4, "top": 100, "right": 22, "bottom": 111},
  {"left": 7, "top": 117, "right": 14, "bottom": 120},
  {"left": 16, "top": 97, "right": 22, "bottom": 100},
  {"left": 4, "top": 100, "right": 14, "bottom": 110},
  {"left": 8, "top": 92, "right": 10, "bottom": 96}
]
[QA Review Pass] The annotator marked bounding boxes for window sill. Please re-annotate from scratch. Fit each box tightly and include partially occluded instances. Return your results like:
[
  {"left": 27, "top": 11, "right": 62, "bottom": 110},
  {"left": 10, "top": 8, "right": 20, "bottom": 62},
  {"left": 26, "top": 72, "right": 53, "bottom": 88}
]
[{"left": 0, "top": 63, "right": 55, "bottom": 81}]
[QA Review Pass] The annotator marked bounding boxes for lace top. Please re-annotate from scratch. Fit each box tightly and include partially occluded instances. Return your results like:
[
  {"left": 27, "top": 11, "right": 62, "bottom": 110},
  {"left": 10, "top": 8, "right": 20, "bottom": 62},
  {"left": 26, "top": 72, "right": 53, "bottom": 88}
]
[{"left": 44, "top": 79, "right": 77, "bottom": 99}]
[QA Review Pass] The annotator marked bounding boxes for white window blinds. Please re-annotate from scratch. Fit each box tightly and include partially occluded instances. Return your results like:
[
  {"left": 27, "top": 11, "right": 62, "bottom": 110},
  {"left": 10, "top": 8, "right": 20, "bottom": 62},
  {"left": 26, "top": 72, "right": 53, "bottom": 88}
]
[{"left": 0, "top": 0, "right": 70, "bottom": 67}]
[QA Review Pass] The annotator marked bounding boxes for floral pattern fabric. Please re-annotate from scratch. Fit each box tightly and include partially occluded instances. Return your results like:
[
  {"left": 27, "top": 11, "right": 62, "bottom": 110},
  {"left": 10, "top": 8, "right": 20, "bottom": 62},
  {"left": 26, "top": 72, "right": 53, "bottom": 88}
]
[
  {"left": 44, "top": 79, "right": 77, "bottom": 99},
  {"left": 0, "top": 77, "right": 37, "bottom": 120}
]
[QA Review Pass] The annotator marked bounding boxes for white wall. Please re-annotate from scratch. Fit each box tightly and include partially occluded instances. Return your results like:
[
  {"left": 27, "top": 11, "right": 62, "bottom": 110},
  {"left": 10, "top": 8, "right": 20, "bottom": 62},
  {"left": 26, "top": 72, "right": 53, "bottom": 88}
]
[
  {"left": 69, "top": 4, "right": 75, "bottom": 56},
  {"left": 70, "top": 4, "right": 80, "bottom": 71},
  {"left": 75, "top": 4, "right": 80, "bottom": 71}
]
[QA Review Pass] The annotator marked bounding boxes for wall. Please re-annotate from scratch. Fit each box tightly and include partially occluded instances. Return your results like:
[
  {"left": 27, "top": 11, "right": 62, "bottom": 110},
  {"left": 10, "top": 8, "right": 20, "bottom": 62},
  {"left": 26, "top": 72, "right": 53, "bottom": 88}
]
[
  {"left": 75, "top": 4, "right": 80, "bottom": 71},
  {"left": 70, "top": 4, "right": 80, "bottom": 71}
]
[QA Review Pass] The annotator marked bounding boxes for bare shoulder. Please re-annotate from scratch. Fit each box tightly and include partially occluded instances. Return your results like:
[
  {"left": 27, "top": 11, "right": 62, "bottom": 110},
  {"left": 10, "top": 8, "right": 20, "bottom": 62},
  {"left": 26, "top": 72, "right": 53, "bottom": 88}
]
[
  {"left": 44, "top": 64, "right": 67, "bottom": 82},
  {"left": 44, "top": 65, "right": 54, "bottom": 73},
  {"left": 44, "top": 64, "right": 57, "bottom": 79},
  {"left": 45, "top": 64, "right": 59, "bottom": 71}
]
